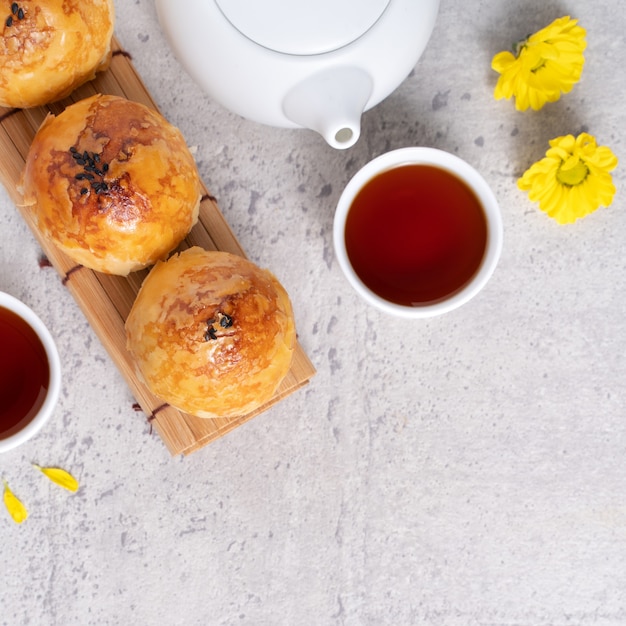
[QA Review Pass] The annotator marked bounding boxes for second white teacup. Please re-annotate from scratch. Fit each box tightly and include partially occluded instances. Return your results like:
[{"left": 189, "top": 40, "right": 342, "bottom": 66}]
[{"left": 0, "top": 292, "right": 61, "bottom": 453}]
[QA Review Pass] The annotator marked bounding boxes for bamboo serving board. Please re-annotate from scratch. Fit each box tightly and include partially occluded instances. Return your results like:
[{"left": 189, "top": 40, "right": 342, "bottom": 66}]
[{"left": 0, "top": 38, "right": 316, "bottom": 456}]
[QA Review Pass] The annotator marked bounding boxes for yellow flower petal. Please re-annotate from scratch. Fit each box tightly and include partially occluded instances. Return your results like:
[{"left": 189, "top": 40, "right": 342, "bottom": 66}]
[
  {"left": 518, "top": 133, "right": 618, "bottom": 224},
  {"left": 491, "top": 16, "right": 586, "bottom": 111},
  {"left": 491, "top": 51, "right": 516, "bottom": 74},
  {"left": 33, "top": 464, "right": 79, "bottom": 492},
  {"left": 3, "top": 479, "right": 28, "bottom": 524}
]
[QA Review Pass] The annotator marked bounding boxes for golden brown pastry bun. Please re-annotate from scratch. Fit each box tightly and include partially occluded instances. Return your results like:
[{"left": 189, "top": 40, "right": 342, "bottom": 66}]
[
  {"left": 20, "top": 94, "right": 202, "bottom": 275},
  {"left": 125, "top": 247, "right": 296, "bottom": 419},
  {"left": 0, "top": 0, "right": 115, "bottom": 108}
]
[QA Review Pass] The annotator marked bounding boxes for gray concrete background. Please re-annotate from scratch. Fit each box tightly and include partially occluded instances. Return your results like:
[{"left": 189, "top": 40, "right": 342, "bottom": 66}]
[{"left": 1, "top": 1, "right": 625, "bottom": 624}]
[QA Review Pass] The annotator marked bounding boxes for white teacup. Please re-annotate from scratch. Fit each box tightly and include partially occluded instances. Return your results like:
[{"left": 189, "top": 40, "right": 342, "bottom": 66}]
[
  {"left": 333, "top": 147, "right": 503, "bottom": 318},
  {"left": 0, "top": 291, "right": 61, "bottom": 453}
]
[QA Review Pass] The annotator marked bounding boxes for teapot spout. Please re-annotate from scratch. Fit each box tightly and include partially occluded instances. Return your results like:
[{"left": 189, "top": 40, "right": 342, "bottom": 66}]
[{"left": 283, "top": 67, "right": 373, "bottom": 149}]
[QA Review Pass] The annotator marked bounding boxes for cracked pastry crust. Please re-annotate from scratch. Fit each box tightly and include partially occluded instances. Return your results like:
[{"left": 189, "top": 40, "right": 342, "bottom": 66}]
[
  {"left": 19, "top": 94, "right": 202, "bottom": 275},
  {"left": 0, "top": 0, "right": 115, "bottom": 108},
  {"left": 125, "top": 247, "right": 296, "bottom": 419}
]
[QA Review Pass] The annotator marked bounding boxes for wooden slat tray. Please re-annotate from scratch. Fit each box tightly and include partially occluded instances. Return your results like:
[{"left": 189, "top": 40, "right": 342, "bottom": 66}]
[{"left": 0, "top": 38, "right": 316, "bottom": 456}]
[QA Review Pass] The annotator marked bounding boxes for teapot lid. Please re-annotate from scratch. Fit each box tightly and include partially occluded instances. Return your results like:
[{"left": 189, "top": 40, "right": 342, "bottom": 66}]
[{"left": 214, "top": 0, "right": 391, "bottom": 55}]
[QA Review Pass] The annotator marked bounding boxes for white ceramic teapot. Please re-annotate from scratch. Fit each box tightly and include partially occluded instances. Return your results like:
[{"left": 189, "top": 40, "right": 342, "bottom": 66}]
[{"left": 155, "top": 0, "right": 440, "bottom": 149}]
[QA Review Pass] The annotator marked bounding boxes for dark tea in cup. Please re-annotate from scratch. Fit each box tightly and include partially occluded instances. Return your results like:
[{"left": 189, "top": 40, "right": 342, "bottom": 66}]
[
  {"left": 0, "top": 293, "right": 61, "bottom": 452},
  {"left": 334, "top": 148, "right": 502, "bottom": 318},
  {"left": 0, "top": 306, "right": 50, "bottom": 439},
  {"left": 344, "top": 163, "right": 488, "bottom": 306}
]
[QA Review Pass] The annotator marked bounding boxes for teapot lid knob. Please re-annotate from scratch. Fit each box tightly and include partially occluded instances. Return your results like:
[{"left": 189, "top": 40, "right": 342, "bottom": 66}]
[{"left": 215, "top": 0, "right": 391, "bottom": 55}]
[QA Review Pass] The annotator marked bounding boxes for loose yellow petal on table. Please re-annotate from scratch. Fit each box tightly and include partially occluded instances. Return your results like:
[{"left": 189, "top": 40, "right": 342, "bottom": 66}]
[
  {"left": 32, "top": 464, "right": 79, "bottom": 492},
  {"left": 491, "top": 16, "right": 586, "bottom": 111},
  {"left": 518, "top": 133, "right": 618, "bottom": 224},
  {"left": 2, "top": 479, "right": 28, "bottom": 524}
]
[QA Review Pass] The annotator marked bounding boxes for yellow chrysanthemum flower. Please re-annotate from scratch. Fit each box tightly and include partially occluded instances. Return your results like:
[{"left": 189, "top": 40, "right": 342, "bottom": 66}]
[
  {"left": 518, "top": 133, "right": 618, "bottom": 224},
  {"left": 492, "top": 16, "right": 586, "bottom": 111}
]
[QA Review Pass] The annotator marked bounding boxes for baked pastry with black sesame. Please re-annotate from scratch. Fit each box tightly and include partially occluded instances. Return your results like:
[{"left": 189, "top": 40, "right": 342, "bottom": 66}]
[
  {"left": 0, "top": 0, "right": 115, "bottom": 108},
  {"left": 126, "top": 247, "right": 296, "bottom": 419},
  {"left": 20, "top": 94, "right": 202, "bottom": 275}
]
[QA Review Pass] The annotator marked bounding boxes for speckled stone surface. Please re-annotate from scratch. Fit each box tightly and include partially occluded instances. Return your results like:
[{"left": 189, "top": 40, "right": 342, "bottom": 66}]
[{"left": 2, "top": 1, "right": 626, "bottom": 625}]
